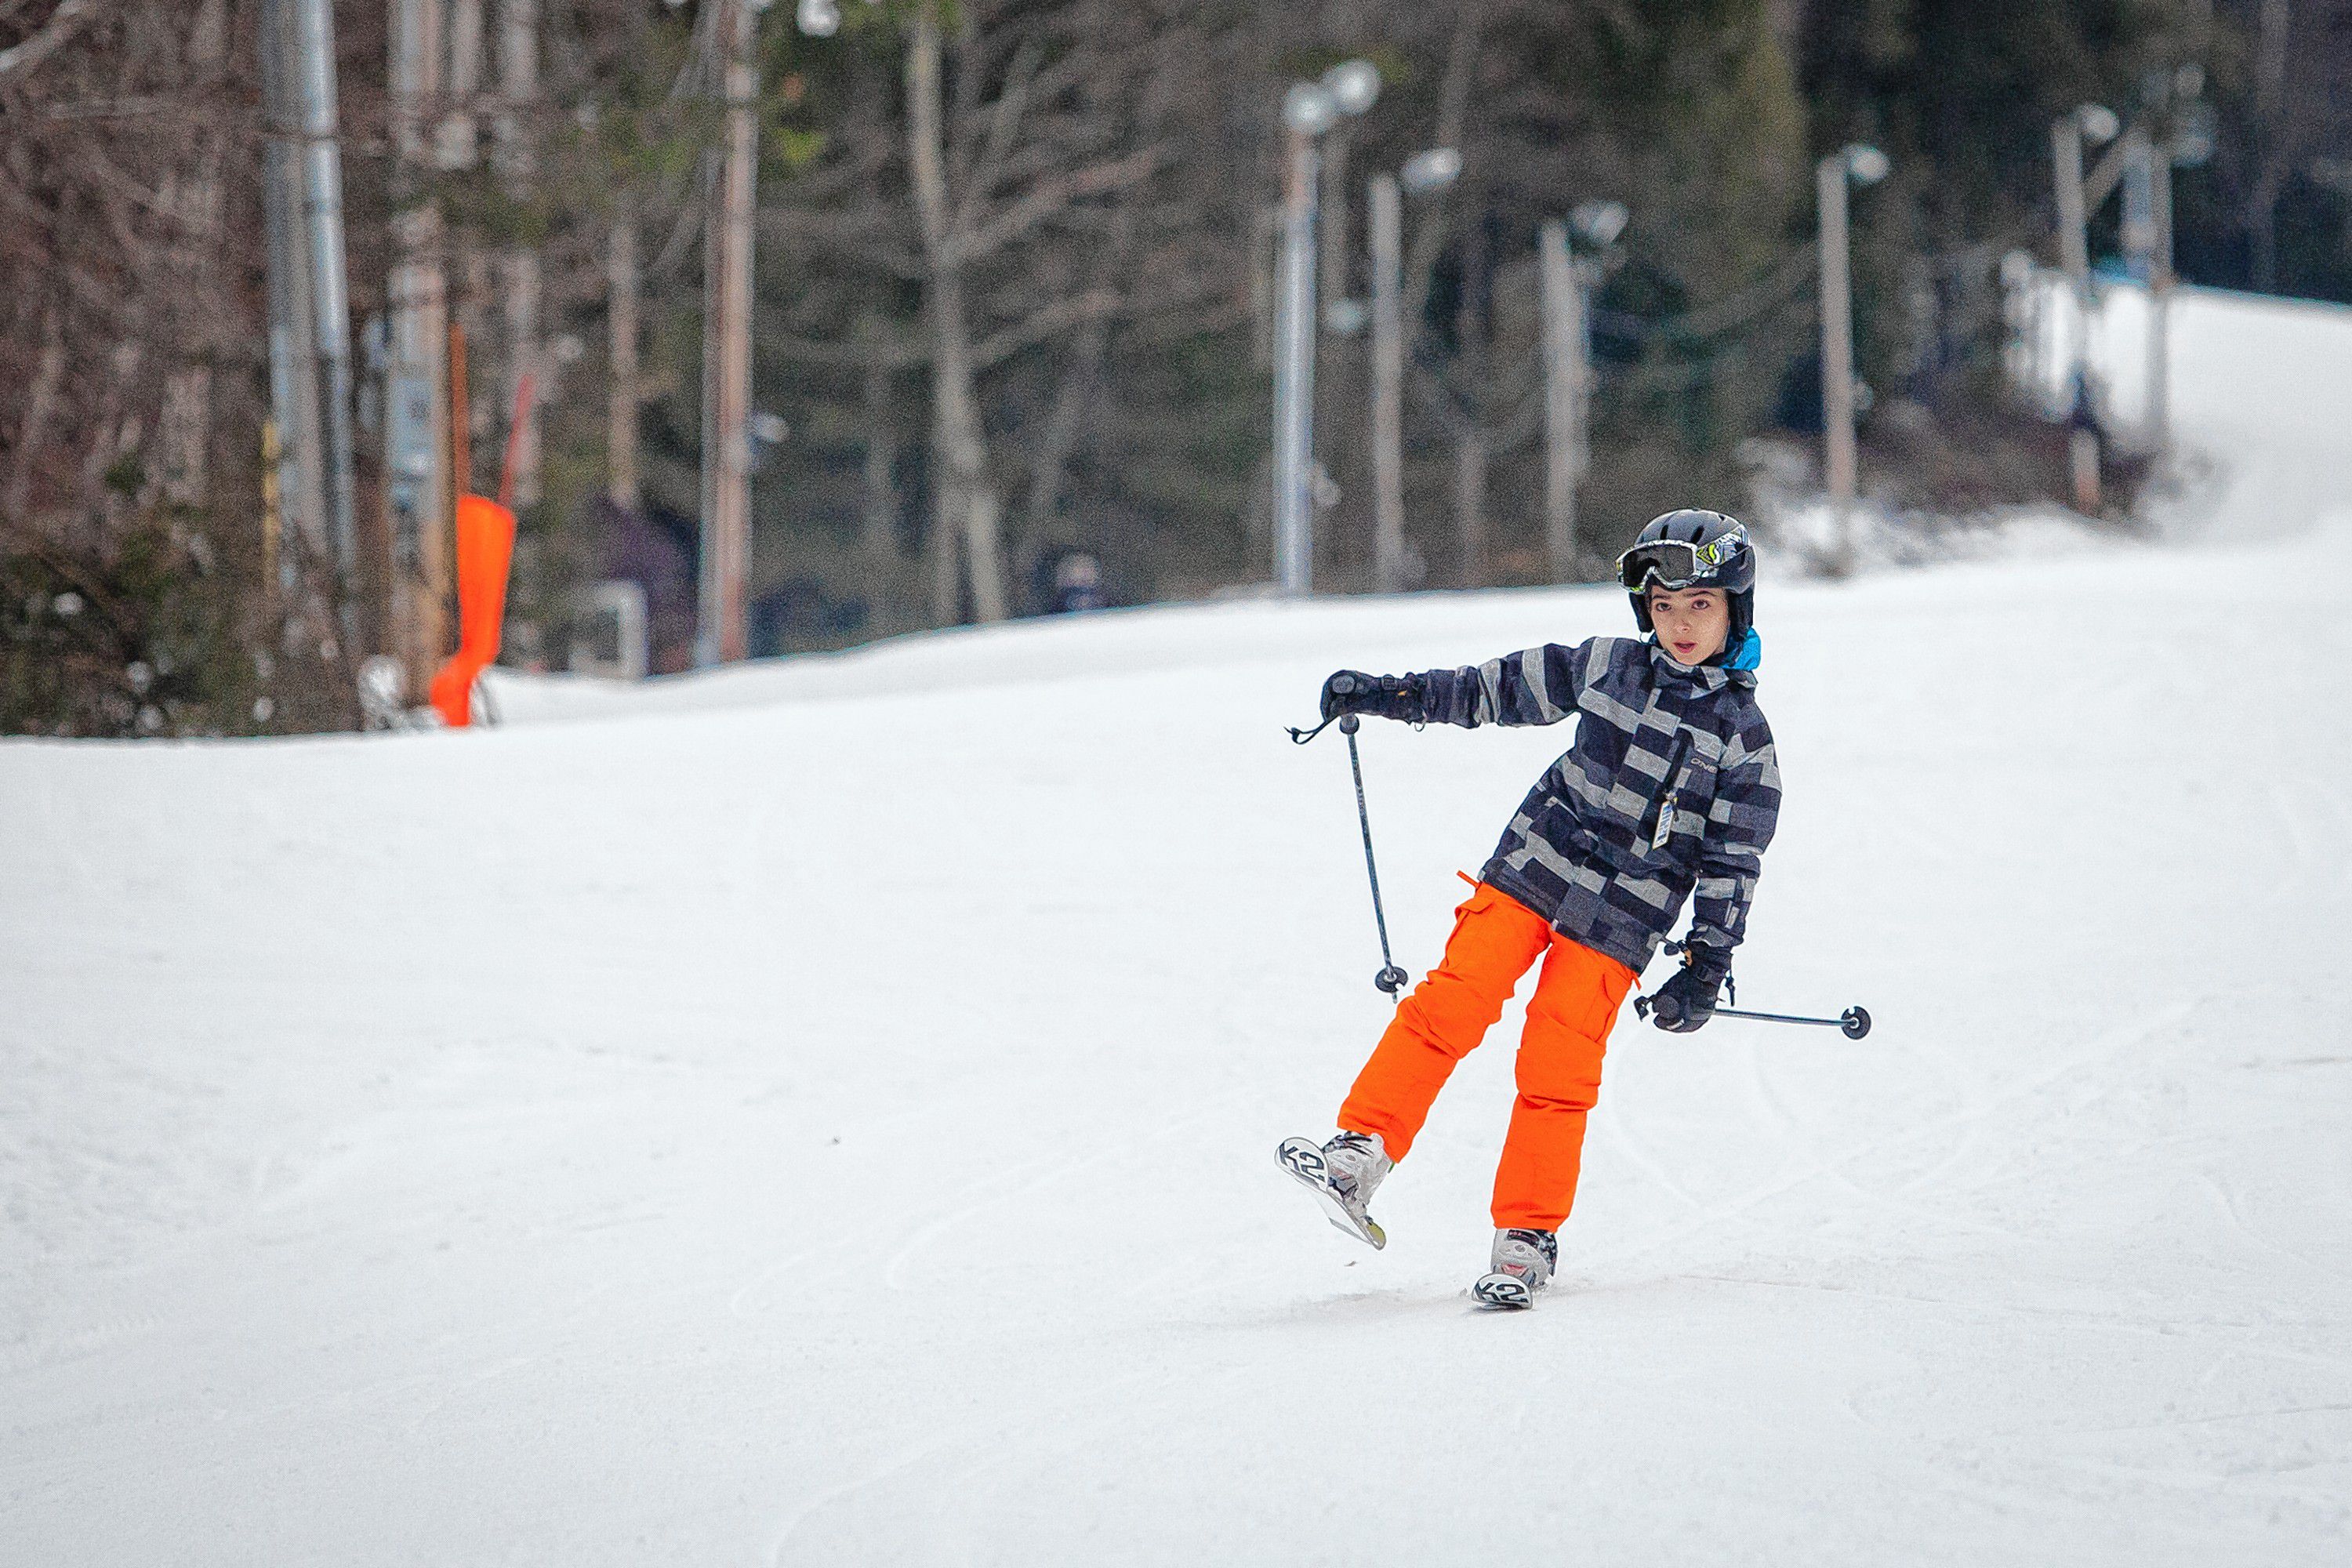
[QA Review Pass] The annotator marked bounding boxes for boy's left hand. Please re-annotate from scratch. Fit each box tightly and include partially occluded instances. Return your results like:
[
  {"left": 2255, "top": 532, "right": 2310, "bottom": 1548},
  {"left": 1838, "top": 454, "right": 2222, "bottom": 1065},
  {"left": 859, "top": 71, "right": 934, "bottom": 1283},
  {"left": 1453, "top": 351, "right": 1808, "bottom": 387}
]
[{"left": 1648, "top": 947, "right": 1731, "bottom": 1033}]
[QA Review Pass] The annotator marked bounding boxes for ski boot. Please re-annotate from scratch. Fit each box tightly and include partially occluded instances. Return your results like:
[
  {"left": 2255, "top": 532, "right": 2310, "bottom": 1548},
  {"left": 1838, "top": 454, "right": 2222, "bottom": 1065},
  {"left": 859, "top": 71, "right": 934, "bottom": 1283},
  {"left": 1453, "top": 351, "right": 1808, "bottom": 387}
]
[
  {"left": 1472, "top": 1228, "right": 1556, "bottom": 1310},
  {"left": 1276, "top": 1130, "right": 1392, "bottom": 1249}
]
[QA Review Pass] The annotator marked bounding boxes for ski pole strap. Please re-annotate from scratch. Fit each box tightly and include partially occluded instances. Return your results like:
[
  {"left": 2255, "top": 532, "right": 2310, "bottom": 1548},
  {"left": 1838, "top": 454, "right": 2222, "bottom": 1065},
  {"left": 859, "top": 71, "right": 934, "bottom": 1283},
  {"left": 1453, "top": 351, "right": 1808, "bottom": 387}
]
[{"left": 1285, "top": 715, "right": 1339, "bottom": 745}]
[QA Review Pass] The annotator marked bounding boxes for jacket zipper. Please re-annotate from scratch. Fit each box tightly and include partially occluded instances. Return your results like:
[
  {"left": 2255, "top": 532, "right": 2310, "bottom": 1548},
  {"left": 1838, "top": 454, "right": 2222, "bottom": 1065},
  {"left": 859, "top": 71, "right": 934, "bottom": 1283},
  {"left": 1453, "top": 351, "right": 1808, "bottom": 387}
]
[{"left": 1646, "top": 731, "right": 1692, "bottom": 853}]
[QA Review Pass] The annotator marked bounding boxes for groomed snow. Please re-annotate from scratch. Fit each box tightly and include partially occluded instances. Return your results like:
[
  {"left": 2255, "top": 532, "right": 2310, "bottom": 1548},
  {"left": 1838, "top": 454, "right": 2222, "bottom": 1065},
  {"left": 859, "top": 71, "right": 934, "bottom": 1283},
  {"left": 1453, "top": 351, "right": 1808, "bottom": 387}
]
[{"left": 4, "top": 291, "right": 2350, "bottom": 1565}]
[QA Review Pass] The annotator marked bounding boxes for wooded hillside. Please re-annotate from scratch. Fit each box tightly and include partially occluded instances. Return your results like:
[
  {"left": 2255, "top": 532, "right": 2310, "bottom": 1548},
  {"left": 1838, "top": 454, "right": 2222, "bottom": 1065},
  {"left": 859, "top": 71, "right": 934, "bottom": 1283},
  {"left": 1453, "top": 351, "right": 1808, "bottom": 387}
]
[{"left": 4, "top": 1, "right": 2348, "bottom": 734}]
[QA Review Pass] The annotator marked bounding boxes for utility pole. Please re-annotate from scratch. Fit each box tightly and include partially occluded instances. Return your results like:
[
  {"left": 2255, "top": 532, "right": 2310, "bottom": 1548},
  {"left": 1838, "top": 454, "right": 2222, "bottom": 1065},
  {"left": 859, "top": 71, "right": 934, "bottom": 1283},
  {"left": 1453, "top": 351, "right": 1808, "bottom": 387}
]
[
  {"left": 697, "top": 0, "right": 757, "bottom": 665},
  {"left": 1817, "top": 143, "right": 1887, "bottom": 576},
  {"left": 388, "top": 0, "right": 451, "bottom": 695},
  {"left": 1367, "top": 172, "right": 1405, "bottom": 594},
  {"left": 1538, "top": 219, "right": 1588, "bottom": 583}
]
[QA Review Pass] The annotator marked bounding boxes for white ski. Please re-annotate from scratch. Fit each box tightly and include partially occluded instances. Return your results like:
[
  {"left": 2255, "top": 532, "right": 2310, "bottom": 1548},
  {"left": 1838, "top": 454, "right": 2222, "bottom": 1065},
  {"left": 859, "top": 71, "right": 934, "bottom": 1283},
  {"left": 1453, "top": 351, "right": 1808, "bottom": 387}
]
[
  {"left": 1471, "top": 1272, "right": 1535, "bottom": 1310},
  {"left": 1276, "top": 1136, "right": 1386, "bottom": 1250}
]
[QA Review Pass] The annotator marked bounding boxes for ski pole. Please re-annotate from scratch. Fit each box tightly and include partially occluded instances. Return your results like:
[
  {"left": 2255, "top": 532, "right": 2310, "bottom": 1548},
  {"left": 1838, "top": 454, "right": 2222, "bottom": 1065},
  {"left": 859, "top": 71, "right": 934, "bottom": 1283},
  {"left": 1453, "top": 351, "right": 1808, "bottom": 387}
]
[
  {"left": 1635, "top": 939, "right": 1872, "bottom": 1037},
  {"left": 1635, "top": 993, "right": 1873, "bottom": 1039},
  {"left": 1340, "top": 716, "right": 1413, "bottom": 996},
  {"left": 1287, "top": 710, "right": 1410, "bottom": 996}
]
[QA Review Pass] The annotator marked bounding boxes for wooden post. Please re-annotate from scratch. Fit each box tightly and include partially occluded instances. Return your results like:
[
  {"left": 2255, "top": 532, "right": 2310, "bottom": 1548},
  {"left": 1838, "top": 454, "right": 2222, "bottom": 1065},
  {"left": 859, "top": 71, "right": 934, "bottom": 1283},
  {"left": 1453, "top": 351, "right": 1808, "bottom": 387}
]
[
  {"left": 450, "top": 318, "right": 471, "bottom": 498},
  {"left": 607, "top": 203, "right": 640, "bottom": 510}
]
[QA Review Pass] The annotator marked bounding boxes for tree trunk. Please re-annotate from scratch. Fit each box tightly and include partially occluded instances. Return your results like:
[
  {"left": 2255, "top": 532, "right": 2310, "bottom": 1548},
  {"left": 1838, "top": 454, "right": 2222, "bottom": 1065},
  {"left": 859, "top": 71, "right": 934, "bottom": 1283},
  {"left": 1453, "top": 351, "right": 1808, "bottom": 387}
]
[
  {"left": 906, "top": 0, "right": 1007, "bottom": 625},
  {"left": 158, "top": 0, "right": 230, "bottom": 512},
  {"left": 441, "top": 0, "right": 485, "bottom": 169},
  {"left": 8, "top": 307, "right": 65, "bottom": 532},
  {"left": 862, "top": 349, "right": 898, "bottom": 562},
  {"left": 607, "top": 202, "right": 640, "bottom": 510}
]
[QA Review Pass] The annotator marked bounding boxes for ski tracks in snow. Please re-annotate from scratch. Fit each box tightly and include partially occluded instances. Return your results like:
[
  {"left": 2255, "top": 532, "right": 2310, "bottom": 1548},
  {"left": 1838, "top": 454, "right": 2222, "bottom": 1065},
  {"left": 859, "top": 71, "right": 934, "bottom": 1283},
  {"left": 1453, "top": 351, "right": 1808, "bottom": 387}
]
[{"left": 1588, "top": 997, "right": 2201, "bottom": 1274}]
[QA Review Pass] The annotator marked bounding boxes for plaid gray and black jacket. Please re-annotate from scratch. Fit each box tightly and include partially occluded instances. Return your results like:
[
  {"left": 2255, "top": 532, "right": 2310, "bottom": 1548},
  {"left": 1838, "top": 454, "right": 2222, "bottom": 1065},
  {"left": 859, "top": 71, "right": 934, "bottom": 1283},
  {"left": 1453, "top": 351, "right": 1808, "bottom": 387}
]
[{"left": 1416, "top": 636, "right": 1781, "bottom": 973}]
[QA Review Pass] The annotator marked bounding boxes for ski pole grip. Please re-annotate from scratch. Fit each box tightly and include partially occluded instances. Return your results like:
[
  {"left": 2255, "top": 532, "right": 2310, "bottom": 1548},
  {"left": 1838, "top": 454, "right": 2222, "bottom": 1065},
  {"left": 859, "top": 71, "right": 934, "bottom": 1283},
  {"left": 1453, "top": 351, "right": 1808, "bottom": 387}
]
[{"left": 1338, "top": 713, "right": 1360, "bottom": 735}]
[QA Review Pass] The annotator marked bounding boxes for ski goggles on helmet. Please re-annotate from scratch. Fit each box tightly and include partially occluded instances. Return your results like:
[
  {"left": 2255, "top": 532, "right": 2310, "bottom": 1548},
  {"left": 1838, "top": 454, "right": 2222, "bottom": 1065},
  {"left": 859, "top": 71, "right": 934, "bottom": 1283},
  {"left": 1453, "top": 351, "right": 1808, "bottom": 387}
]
[{"left": 1614, "top": 523, "right": 1749, "bottom": 591}]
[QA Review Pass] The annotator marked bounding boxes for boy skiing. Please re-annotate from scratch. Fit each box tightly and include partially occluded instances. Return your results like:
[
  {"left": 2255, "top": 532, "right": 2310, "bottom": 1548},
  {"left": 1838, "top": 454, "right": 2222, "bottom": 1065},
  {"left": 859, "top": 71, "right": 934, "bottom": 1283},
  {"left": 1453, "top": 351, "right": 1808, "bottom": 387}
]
[{"left": 1279, "top": 510, "right": 1781, "bottom": 1309}]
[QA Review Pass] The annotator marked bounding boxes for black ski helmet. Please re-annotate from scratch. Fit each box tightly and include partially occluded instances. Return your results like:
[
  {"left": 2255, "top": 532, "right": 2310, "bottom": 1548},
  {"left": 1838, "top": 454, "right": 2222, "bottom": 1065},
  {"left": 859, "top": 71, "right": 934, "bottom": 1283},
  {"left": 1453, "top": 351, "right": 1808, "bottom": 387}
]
[{"left": 1617, "top": 509, "right": 1756, "bottom": 644}]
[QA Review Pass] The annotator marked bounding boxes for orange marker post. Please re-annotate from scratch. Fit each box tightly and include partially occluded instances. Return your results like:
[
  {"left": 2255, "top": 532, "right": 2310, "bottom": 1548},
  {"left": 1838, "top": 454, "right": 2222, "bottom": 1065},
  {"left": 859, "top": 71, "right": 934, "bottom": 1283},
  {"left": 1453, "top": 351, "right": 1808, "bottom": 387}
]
[{"left": 428, "top": 493, "right": 516, "bottom": 727}]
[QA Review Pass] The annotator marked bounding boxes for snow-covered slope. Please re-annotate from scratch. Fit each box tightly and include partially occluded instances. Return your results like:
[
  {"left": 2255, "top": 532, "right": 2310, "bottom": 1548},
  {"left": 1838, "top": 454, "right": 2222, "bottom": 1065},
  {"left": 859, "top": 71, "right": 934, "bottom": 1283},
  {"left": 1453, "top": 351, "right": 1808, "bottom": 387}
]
[
  {"left": 2037, "top": 278, "right": 2352, "bottom": 546},
  {"left": 5, "top": 300, "right": 2352, "bottom": 1566}
]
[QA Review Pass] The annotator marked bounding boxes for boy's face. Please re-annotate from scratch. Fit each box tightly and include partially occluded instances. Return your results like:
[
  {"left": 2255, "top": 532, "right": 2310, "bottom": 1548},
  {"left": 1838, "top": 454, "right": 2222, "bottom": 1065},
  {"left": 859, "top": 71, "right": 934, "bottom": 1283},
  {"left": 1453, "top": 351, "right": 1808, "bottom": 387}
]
[{"left": 1646, "top": 586, "right": 1730, "bottom": 666}]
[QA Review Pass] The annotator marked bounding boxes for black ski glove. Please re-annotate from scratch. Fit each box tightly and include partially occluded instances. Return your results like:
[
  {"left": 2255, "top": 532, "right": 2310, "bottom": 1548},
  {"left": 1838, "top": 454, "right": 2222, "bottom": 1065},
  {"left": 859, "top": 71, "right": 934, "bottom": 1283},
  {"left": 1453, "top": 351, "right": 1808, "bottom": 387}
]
[
  {"left": 1319, "top": 670, "right": 1428, "bottom": 724},
  {"left": 1648, "top": 943, "right": 1732, "bottom": 1033}
]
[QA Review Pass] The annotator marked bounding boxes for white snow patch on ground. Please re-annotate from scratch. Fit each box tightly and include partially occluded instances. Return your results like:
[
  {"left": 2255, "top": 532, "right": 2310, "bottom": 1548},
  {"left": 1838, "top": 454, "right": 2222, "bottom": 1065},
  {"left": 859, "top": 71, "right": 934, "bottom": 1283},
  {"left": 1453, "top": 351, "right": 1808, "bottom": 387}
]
[{"left": 5, "top": 295, "right": 2352, "bottom": 1566}]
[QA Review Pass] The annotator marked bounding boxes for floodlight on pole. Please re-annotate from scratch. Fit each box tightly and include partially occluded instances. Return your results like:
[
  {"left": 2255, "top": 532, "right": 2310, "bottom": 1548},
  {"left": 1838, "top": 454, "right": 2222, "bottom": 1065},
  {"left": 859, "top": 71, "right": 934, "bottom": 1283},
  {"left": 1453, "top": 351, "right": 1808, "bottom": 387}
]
[
  {"left": 796, "top": 0, "right": 838, "bottom": 35},
  {"left": 1283, "top": 83, "right": 1338, "bottom": 137},
  {"left": 1322, "top": 58, "right": 1381, "bottom": 117},
  {"left": 1399, "top": 147, "right": 1461, "bottom": 194},
  {"left": 1572, "top": 199, "right": 1628, "bottom": 249},
  {"left": 1843, "top": 143, "right": 1891, "bottom": 185}
]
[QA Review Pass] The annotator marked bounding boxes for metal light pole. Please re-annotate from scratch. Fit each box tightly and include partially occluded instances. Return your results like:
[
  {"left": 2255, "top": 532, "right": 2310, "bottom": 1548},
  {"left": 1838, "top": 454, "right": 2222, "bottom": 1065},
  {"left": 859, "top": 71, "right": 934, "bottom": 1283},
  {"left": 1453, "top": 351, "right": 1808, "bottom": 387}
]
[
  {"left": 1272, "top": 98, "right": 1323, "bottom": 598},
  {"left": 1272, "top": 60, "right": 1379, "bottom": 597},
  {"left": 289, "top": 0, "right": 358, "bottom": 631},
  {"left": 2147, "top": 131, "right": 2173, "bottom": 454},
  {"left": 1367, "top": 171, "right": 1406, "bottom": 594},
  {"left": 1538, "top": 199, "right": 1625, "bottom": 583},
  {"left": 1366, "top": 146, "right": 1458, "bottom": 595},
  {"left": 1538, "top": 221, "right": 1582, "bottom": 583},
  {"left": 1817, "top": 143, "right": 1888, "bottom": 576},
  {"left": 260, "top": 0, "right": 359, "bottom": 640},
  {"left": 2118, "top": 126, "right": 2164, "bottom": 447}
]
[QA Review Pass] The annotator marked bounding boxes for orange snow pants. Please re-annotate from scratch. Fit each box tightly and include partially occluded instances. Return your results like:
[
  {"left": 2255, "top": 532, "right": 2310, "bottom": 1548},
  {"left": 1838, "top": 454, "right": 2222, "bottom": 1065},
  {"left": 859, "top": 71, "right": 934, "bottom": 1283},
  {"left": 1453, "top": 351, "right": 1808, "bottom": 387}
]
[{"left": 1338, "top": 880, "right": 1637, "bottom": 1232}]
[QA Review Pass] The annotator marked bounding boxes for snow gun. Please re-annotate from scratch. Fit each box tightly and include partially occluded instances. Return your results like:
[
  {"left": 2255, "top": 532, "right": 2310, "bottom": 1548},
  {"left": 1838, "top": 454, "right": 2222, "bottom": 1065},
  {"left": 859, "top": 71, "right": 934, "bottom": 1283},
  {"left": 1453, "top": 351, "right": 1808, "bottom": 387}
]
[
  {"left": 1286, "top": 712, "right": 1412, "bottom": 998},
  {"left": 1636, "top": 940, "right": 1873, "bottom": 1039}
]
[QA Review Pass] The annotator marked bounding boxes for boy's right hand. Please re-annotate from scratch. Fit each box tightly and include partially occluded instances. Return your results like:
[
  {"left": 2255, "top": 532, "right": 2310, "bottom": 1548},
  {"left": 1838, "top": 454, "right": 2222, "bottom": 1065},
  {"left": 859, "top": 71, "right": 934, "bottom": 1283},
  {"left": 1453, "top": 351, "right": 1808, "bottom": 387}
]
[{"left": 1320, "top": 670, "right": 1428, "bottom": 724}]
